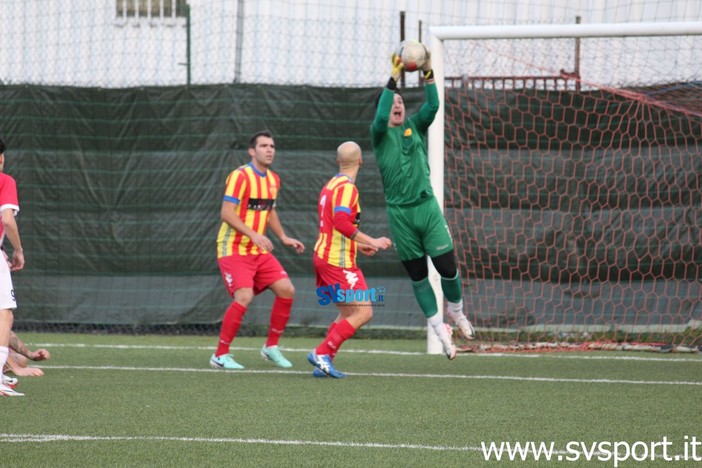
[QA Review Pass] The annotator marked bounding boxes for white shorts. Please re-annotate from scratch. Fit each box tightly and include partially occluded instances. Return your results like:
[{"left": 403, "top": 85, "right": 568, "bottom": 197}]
[{"left": 0, "top": 255, "right": 17, "bottom": 310}]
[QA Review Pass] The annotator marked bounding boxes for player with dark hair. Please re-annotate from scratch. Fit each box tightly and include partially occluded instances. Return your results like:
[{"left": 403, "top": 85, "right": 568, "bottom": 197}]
[
  {"left": 307, "top": 141, "right": 392, "bottom": 378},
  {"left": 370, "top": 48, "right": 475, "bottom": 360},
  {"left": 211, "top": 130, "right": 305, "bottom": 370},
  {"left": 0, "top": 136, "right": 26, "bottom": 396}
]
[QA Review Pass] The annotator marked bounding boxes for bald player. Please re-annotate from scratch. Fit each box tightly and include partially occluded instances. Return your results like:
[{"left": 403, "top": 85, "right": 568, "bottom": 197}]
[{"left": 307, "top": 141, "right": 392, "bottom": 378}]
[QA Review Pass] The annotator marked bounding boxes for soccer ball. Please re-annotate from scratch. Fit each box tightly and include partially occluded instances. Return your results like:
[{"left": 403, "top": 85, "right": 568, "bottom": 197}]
[{"left": 397, "top": 40, "right": 427, "bottom": 72}]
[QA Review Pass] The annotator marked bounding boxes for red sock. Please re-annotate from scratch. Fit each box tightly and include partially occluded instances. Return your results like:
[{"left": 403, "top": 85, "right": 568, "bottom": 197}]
[
  {"left": 216, "top": 302, "right": 247, "bottom": 356},
  {"left": 316, "top": 319, "right": 356, "bottom": 356},
  {"left": 326, "top": 322, "right": 338, "bottom": 360},
  {"left": 266, "top": 297, "right": 293, "bottom": 347}
]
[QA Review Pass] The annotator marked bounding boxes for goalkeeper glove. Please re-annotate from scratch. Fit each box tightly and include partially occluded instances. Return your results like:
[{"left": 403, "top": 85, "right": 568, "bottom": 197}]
[
  {"left": 421, "top": 46, "right": 433, "bottom": 81},
  {"left": 390, "top": 52, "right": 404, "bottom": 82}
]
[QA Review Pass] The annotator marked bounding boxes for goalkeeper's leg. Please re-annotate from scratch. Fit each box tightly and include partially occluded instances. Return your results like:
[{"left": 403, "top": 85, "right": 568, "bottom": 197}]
[
  {"left": 416, "top": 203, "right": 476, "bottom": 340},
  {"left": 432, "top": 251, "right": 475, "bottom": 340},
  {"left": 404, "top": 261, "right": 456, "bottom": 360}
]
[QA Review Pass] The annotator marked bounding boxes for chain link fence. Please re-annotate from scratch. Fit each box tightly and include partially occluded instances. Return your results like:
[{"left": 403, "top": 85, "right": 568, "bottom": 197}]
[{"left": 2, "top": 0, "right": 700, "bottom": 88}]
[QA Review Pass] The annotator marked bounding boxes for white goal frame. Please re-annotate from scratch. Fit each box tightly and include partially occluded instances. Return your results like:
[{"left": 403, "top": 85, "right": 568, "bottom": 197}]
[{"left": 425, "top": 21, "right": 702, "bottom": 354}]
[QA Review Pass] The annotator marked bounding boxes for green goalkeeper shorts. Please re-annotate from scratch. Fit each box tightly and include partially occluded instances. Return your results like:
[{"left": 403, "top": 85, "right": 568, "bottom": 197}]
[{"left": 386, "top": 197, "right": 454, "bottom": 261}]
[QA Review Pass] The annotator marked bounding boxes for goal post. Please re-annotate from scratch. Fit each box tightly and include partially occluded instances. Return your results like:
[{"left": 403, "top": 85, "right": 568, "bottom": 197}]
[{"left": 426, "top": 21, "right": 702, "bottom": 354}]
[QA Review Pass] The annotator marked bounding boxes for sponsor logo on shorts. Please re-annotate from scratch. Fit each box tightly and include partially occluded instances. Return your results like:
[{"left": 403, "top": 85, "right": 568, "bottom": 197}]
[{"left": 343, "top": 269, "right": 358, "bottom": 289}]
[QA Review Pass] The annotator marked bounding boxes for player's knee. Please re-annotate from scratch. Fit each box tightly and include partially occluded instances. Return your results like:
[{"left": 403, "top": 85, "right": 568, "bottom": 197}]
[
  {"left": 277, "top": 282, "right": 295, "bottom": 299},
  {"left": 234, "top": 289, "right": 254, "bottom": 307},
  {"left": 357, "top": 302, "right": 373, "bottom": 324},
  {"left": 431, "top": 250, "right": 458, "bottom": 278},
  {"left": 402, "top": 257, "right": 429, "bottom": 282}
]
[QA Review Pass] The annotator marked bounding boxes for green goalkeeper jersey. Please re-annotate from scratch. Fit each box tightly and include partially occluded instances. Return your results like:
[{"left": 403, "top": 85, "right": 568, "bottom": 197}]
[{"left": 370, "top": 82, "right": 439, "bottom": 207}]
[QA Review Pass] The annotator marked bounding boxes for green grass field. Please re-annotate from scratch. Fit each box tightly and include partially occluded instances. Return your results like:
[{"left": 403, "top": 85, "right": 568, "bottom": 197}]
[{"left": 3, "top": 333, "right": 701, "bottom": 467}]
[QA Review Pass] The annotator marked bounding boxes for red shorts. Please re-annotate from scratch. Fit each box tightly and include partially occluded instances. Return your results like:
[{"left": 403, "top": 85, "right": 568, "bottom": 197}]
[
  {"left": 218, "top": 253, "right": 289, "bottom": 297},
  {"left": 313, "top": 255, "right": 367, "bottom": 290}
]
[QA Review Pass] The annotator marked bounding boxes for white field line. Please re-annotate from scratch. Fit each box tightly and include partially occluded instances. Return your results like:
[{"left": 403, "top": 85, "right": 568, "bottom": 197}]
[
  {"left": 29, "top": 343, "right": 702, "bottom": 362},
  {"left": 0, "top": 433, "right": 475, "bottom": 451},
  {"left": 0, "top": 433, "right": 596, "bottom": 457},
  {"left": 35, "top": 364, "right": 702, "bottom": 386}
]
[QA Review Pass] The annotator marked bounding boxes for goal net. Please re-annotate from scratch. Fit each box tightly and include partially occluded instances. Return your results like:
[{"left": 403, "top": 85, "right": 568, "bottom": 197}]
[{"left": 429, "top": 22, "right": 702, "bottom": 352}]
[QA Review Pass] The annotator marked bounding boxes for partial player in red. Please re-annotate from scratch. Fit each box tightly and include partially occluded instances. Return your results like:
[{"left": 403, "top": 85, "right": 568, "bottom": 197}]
[
  {"left": 211, "top": 130, "right": 305, "bottom": 370},
  {"left": 0, "top": 136, "right": 26, "bottom": 397},
  {"left": 307, "top": 141, "right": 392, "bottom": 378}
]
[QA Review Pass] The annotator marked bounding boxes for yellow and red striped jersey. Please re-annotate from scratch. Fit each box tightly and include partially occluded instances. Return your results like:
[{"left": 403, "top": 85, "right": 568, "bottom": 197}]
[
  {"left": 216, "top": 163, "right": 279, "bottom": 258},
  {"left": 314, "top": 174, "right": 361, "bottom": 267}
]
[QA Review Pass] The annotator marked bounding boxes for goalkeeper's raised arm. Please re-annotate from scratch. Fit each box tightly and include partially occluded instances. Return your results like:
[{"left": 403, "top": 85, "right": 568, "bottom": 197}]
[{"left": 412, "top": 49, "right": 440, "bottom": 133}]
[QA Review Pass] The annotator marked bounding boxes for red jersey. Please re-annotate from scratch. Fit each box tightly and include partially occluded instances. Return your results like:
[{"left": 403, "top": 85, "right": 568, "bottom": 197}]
[
  {"left": 314, "top": 174, "right": 361, "bottom": 268},
  {"left": 216, "top": 163, "right": 279, "bottom": 258},
  {"left": 0, "top": 173, "right": 19, "bottom": 244}
]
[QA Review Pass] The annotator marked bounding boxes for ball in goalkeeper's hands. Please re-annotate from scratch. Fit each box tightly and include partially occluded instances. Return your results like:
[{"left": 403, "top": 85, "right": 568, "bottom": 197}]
[{"left": 395, "top": 40, "right": 428, "bottom": 72}]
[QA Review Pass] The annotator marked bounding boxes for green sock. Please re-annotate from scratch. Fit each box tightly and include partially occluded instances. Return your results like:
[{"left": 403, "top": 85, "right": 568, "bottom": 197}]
[
  {"left": 440, "top": 272, "right": 463, "bottom": 303},
  {"left": 411, "top": 277, "right": 438, "bottom": 319}
]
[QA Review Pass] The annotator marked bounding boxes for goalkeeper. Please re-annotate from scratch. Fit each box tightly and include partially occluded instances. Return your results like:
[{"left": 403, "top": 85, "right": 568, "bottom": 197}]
[{"left": 370, "top": 45, "right": 475, "bottom": 359}]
